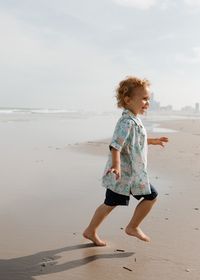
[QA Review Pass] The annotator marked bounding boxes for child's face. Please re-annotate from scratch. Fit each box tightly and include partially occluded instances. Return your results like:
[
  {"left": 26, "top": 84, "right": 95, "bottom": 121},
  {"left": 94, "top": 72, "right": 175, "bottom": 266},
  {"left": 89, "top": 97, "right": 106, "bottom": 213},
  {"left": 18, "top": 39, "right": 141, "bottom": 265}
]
[{"left": 124, "top": 86, "right": 150, "bottom": 116}]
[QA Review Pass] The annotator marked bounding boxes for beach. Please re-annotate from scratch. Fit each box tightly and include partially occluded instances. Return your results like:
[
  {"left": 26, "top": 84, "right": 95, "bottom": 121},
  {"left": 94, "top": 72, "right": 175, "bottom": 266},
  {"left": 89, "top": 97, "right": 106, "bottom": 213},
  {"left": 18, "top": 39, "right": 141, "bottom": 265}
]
[{"left": 0, "top": 111, "right": 200, "bottom": 279}]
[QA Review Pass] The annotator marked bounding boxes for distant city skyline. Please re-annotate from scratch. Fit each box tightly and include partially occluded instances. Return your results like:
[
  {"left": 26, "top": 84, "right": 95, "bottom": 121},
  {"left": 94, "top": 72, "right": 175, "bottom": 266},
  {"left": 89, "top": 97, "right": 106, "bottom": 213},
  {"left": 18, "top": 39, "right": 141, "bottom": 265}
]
[{"left": 150, "top": 92, "right": 200, "bottom": 113}]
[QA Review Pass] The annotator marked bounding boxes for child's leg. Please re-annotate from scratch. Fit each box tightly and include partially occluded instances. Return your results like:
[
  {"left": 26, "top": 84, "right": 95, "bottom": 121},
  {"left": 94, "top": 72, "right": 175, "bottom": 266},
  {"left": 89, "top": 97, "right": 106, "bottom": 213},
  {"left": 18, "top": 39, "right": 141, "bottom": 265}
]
[
  {"left": 125, "top": 198, "right": 157, "bottom": 242},
  {"left": 83, "top": 203, "right": 116, "bottom": 246}
]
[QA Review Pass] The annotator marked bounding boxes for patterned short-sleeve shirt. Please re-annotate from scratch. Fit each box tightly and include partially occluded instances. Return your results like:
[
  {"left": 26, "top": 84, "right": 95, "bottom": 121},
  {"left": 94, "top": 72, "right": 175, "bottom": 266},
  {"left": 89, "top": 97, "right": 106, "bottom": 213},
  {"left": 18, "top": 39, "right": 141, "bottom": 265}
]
[{"left": 102, "top": 109, "right": 151, "bottom": 196}]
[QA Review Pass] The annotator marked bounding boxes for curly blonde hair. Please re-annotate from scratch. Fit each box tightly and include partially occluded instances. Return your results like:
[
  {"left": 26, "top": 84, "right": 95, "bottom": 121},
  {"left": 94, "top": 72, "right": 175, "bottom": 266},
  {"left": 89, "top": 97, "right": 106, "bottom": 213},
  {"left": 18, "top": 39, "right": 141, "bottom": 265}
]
[{"left": 116, "top": 76, "right": 150, "bottom": 108}]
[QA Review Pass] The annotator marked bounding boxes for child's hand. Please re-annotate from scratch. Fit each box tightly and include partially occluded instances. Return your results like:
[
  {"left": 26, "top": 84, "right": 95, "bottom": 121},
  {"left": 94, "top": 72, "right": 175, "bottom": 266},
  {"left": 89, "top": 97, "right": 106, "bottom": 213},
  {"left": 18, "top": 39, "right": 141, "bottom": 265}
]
[
  {"left": 154, "top": 137, "right": 169, "bottom": 147},
  {"left": 106, "top": 167, "right": 121, "bottom": 180}
]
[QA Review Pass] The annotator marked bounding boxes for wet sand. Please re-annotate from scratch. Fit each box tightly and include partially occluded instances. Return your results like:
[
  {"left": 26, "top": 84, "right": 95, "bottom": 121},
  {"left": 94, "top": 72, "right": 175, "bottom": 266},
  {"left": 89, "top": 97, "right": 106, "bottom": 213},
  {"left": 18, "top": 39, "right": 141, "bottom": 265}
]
[{"left": 0, "top": 117, "right": 200, "bottom": 279}]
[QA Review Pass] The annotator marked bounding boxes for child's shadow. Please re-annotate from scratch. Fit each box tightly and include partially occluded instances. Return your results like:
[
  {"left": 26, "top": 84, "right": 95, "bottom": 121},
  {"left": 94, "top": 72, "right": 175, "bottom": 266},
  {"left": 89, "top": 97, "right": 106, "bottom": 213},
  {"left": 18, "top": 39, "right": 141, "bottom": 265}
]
[{"left": 0, "top": 243, "right": 135, "bottom": 280}]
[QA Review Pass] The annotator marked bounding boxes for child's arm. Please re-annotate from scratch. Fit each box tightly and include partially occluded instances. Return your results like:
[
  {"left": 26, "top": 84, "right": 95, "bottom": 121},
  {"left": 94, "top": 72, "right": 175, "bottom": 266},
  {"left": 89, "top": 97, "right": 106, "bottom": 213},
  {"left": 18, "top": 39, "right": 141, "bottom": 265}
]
[
  {"left": 147, "top": 137, "right": 169, "bottom": 147},
  {"left": 106, "top": 148, "right": 121, "bottom": 179}
]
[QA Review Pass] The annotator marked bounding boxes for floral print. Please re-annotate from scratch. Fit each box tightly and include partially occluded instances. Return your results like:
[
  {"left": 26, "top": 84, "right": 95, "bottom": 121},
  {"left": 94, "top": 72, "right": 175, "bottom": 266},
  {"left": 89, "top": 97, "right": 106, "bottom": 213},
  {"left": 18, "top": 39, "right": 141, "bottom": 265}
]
[{"left": 102, "top": 109, "right": 151, "bottom": 196}]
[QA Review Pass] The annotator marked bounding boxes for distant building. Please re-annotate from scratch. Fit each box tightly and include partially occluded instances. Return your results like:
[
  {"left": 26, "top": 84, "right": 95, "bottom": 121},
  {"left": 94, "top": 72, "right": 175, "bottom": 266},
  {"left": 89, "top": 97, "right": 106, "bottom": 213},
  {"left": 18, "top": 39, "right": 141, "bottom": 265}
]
[
  {"left": 181, "top": 103, "right": 200, "bottom": 114},
  {"left": 160, "top": 105, "right": 173, "bottom": 111},
  {"left": 149, "top": 93, "right": 160, "bottom": 111},
  {"left": 181, "top": 106, "right": 194, "bottom": 113},
  {"left": 195, "top": 103, "right": 200, "bottom": 113}
]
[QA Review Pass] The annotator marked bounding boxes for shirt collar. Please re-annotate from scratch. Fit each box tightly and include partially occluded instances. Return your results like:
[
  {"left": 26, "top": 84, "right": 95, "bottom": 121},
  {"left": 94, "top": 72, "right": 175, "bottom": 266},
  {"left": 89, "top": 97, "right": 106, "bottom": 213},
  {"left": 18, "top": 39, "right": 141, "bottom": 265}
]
[{"left": 122, "top": 109, "right": 142, "bottom": 126}]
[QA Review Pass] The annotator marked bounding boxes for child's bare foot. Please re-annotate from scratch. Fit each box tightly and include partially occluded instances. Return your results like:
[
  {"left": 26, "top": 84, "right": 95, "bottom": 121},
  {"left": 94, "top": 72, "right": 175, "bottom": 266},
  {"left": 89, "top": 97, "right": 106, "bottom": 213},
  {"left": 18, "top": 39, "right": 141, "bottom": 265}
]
[
  {"left": 125, "top": 226, "right": 150, "bottom": 242},
  {"left": 83, "top": 229, "right": 106, "bottom": 246}
]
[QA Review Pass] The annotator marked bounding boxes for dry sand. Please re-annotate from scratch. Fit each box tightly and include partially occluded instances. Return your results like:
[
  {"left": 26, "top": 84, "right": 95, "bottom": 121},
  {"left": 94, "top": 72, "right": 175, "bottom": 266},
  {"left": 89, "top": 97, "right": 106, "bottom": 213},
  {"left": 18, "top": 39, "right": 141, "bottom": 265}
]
[{"left": 0, "top": 117, "right": 200, "bottom": 279}]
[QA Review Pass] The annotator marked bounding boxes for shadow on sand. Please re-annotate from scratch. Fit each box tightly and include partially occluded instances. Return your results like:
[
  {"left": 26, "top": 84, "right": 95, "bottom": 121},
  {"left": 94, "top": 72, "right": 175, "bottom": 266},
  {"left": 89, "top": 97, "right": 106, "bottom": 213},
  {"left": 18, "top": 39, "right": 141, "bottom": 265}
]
[{"left": 0, "top": 243, "right": 135, "bottom": 280}]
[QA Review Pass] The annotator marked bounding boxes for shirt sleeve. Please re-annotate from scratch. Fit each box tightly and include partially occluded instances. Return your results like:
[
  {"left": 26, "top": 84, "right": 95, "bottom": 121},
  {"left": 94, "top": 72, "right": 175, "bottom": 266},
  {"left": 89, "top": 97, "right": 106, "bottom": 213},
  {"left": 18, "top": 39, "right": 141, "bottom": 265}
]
[{"left": 109, "top": 118, "right": 133, "bottom": 152}]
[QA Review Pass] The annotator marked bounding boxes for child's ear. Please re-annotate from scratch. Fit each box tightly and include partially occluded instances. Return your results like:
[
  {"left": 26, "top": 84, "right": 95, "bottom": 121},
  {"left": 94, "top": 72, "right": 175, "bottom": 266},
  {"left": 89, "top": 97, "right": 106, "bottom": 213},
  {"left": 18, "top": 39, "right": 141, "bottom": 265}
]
[{"left": 124, "top": 96, "right": 130, "bottom": 105}]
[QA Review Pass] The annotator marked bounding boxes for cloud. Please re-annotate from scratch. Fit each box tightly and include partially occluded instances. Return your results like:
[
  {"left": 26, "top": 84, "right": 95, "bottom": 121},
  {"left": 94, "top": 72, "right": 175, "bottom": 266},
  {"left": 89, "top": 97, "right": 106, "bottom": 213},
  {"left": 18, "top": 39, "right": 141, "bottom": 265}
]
[
  {"left": 112, "top": 0, "right": 157, "bottom": 9},
  {"left": 184, "top": 0, "right": 200, "bottom": 7},
  {"left": 113, "top": 0, "right": 200, "bottom": 10},
  {"left": 0, "top": 9, "right": 121, "bottom": 110},
  {"left": 175, "top": 47, "right": 200, "bottom": 64},
  {"left": 157, "top": 33, "right": 175, "bottom": 41}
]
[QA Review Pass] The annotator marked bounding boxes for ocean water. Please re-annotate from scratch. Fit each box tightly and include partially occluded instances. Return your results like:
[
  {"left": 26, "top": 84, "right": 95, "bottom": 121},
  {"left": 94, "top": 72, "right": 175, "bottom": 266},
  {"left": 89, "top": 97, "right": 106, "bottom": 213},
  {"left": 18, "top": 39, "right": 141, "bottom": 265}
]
[
  {"left": 0, "top": 108, "right": 191, "bottom": 148},
  {"left": 0, "top": 109, "right": 119, "bottom": 147}
]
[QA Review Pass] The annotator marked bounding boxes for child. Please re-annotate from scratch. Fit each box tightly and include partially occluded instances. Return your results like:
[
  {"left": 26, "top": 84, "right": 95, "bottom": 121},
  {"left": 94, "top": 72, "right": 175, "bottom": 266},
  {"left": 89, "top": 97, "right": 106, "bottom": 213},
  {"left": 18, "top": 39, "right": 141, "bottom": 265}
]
[{"left": 83, "top": 76, "right": 168, "bottom": 246}]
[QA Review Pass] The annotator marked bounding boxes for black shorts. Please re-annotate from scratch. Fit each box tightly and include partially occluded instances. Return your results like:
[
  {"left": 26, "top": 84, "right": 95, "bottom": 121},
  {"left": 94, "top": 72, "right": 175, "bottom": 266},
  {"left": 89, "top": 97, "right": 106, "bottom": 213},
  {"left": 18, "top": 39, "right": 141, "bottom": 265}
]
[{"left": 104, "top": 184, "right": 158, "bottom": 206}]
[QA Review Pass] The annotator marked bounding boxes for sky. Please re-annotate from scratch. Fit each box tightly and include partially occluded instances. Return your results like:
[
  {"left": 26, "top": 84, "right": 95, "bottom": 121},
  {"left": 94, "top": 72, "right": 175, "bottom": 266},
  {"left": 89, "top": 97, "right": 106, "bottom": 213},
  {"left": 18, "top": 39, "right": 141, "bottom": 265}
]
[{"left": 0, "top": 0, "right": 200, "bottom": 112}]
